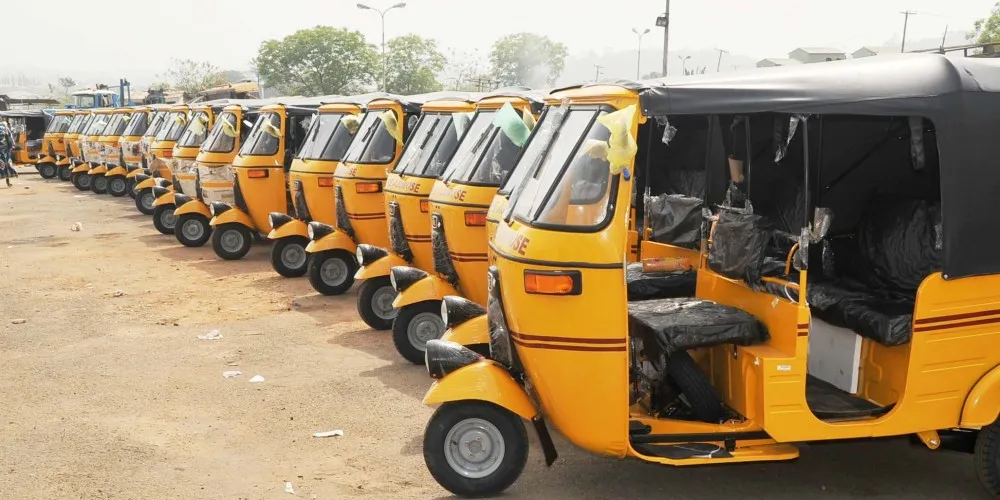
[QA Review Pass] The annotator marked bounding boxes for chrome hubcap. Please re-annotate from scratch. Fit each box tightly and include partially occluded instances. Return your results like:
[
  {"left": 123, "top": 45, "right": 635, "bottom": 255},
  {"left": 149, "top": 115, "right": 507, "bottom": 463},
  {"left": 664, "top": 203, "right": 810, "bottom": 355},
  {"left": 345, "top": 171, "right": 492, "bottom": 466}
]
[
  {"left": 181, "top": 219, "right": 204, "bottom": 240},
  {"left": 94, "top": 177, "right": 106, "bottom": 189},
  {"left": 80, "top": 175, "right": 91, "bottom": 187},
  {"left": 110, "top": 178, "right": 125, "bottom": 192},
  {"left": 407, "top": 312, "right": 445, "bottom": 351},
  {"left": 141, "top": 193, "right": 153, "bottom": 210},
  {"left": 444, "top": 418, "right": 505, "bottom": 479},
  {"left": 371, "top": 286, "right": 398, "bottom": 321},
  {"left": 281, "top": 243, "right": 307, "bottom": 270},
  {"left": 221, "top": 229, "right": 245, "bottom": 253},
  {"left": 320, "top": 257, "right": 348, "bottom": 285},
  {"left": 161, "top": 210, "right": 177, "bottom": 229}
]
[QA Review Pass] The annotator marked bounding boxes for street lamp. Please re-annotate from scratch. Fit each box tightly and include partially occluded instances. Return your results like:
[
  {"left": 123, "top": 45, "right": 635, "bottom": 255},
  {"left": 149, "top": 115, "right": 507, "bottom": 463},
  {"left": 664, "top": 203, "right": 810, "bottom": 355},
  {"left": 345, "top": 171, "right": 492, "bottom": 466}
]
[
  {"left": 631, "top": 28, "right": 650, "bottom": 79},
  {"left": 357, "top": 2, "right": 407, "bottom": 91},
  {"left": 677, "top": 55, "right": 690, "bottom": 75}
]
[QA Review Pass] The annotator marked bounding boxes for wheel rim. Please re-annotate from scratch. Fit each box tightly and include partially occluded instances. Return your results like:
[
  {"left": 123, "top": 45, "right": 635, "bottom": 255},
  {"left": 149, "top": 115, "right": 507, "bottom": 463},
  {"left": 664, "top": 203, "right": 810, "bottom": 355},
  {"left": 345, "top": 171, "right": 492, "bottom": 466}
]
[
  {"left": 94, "top": 177, "right": 107, "bottom": 190},
  {"left": 443, "top": 418, "right": 506, "bottom": 479},
  {"left": 80, "top": 175, "right": 91, "bottom": 188},
  {"left": 220, "top": 229, "right": 245, "bottom": 253},
  {"left": 181, "top": 219, "right": 205, "bottom": 241},
  {"left": 161, "top": 210, "right": 177, "bottom": 229},
  {"left": 320, "top": 257, "right": 348, "bottom": 286},
  {"left": 110, "top": 178, "right": 125, "bottom": 192},
  {"left": 141, "top": 193, "right": 153, "bottom": 210},
  {"left": 407, "top": 311, "right": 446, "bottom": 351},
  {"left": 371, "top": 286, "right": 397, "bottom": 321},
  {"left": 42, "top": 165, "right": 54, "bottom": 176},
  {"left": 281, "top": 242, "right": 307, "bottom": 270}
]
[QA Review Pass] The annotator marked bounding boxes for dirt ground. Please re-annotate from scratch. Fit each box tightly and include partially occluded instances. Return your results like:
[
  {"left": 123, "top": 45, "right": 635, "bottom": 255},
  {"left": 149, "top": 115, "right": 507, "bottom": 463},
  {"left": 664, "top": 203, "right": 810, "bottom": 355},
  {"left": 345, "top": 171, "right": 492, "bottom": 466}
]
[{"left": 0, "top": 171, "right": 990, "bottom": 499}]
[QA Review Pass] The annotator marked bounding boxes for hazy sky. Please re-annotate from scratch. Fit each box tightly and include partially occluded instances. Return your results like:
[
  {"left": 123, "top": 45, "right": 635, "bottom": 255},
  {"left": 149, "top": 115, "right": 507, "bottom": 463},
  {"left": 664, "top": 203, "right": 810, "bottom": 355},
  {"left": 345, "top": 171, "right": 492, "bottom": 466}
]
[{"left": 3, "top": 0, "right": 994, "bottom": 85}]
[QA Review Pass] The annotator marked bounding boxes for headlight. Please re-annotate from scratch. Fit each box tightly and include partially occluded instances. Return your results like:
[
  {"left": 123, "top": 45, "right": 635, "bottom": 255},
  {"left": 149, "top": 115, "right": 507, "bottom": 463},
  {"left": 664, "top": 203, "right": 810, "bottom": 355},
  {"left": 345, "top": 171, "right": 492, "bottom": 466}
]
[
  {"left": 390, "top": 266, "right": 428, "bottom": 293},
  {"left": 441, "top": 295, "right": 487, "bottom": 330},
  {"left": 440, "top": 300, "right": 449, "bottom": 326},
  {"left": 424, "top": 339, "right": 481, "bottom": 379},
  {"left": 307, "top": 224, "right": 314, "bottom": 240},
  {"left": 210, "top": 204, "right": 216, "bottom": 216},
  {"left": 268, "top": 212, "right": 293, "bottom": 231},
  {"left": 356, "top": 246, "right": 365, "bottom": 265},
  {"left": 307, "top": 222, "right": 334, "bottom": 241}
]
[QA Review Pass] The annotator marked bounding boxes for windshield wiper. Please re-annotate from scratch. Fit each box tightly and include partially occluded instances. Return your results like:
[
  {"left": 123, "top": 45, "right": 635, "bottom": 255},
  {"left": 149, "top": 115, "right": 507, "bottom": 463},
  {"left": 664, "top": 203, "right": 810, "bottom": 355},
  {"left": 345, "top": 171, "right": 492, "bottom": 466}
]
[{"left": 503, "top": 109, "right": 573, "bottom": 223}]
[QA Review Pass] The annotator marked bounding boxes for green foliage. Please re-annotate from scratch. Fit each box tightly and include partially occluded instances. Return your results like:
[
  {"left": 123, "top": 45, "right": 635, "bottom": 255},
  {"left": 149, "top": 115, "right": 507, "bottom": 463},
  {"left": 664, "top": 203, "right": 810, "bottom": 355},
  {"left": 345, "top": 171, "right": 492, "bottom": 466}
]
[
  {"left": 167, "top": 59, "right": 227, "bottom": 99},
  {"left": 489, "top": 33, "right": 568, "bottom": 87},
  {"left": 383, "top": 35, "right": 446, "bottom": 94},
  {"left": 971, "top": 2, "right": 1000, "bottom": 44},
  {"left": 57, "top": 77, "right": 75, "bottom": 94},
  {"left": 255, "top": 26, "right": 378, "bottom": 96}
]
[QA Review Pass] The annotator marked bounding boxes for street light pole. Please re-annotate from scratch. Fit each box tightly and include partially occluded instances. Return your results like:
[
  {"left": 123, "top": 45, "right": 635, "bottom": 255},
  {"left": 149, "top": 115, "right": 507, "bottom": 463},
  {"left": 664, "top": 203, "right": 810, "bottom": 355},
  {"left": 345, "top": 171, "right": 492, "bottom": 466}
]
[
  {"left": 677, "top": 55, "right": 690, "bottom": 75},
  {"left": 631, "top": 28, "right": 650, "bottom": 79},
  {"left": 357, "top": 2, "right": 407, "bottom": 91},
  {"left": 659, "top": 0, "right": 671, "bottom": 76}
]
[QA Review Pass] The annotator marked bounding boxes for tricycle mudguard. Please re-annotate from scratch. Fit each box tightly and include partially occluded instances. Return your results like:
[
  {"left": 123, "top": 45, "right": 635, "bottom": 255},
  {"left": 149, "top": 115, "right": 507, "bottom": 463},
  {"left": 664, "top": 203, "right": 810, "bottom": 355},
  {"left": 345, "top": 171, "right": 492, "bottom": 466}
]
[
  {"left": 266, "top": 218, "right": 308, "bottom": 241},
  {"left": 135, "top": 178, "right": 157, "bottom": 191},
  {"left": 72, "top": 163, "right": 90, "bottom": 174},
  {"left": 423, "top": 360, "right": 538, "bottom": 421},
  {"left": 55, "top": 157, "right": 71, "bottom": 166},
  {"left": 152, "top": 192, "right": 176, "bottom": 208},
  {"left": 355, "top": 252, "right": 408, "bottom": 281},
  {"left": 440, "top": 314, "right": 489, "bottom": 347},
  {"left": 962, "top": 364, "right": 1000, "bottom": 428},
  {"left": 36, "top": 155, "right": 56, "bottom": 164},
  {"left": 174, "top": 200, "right": 211, "bottom": 218},
  {"left": 89, "top": 164, "right": 108, "bottom": 175},
  {"left": 126, "top": 169, "right": 144, "bottom": 179},
  {"left": 392, "top": 273, "right": 460, "bottom": 309},
  {"left": 304, "top": 230, "right": 357, "bottom": 255},
  {"left": 210, "top": 208, "right": 254, "bottom": 229},
  {"left": 106, "top": 166, "right": 127, "bottom": 177}
]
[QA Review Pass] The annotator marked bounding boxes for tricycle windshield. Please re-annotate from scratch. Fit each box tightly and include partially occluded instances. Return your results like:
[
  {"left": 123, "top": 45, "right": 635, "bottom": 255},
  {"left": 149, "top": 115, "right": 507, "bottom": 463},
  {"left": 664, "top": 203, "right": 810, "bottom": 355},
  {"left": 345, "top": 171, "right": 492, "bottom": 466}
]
[
  {"left": 507, "top": 108, "right": 614, "bottom": 229},
  {"left": 105, "top": 113, "right": 130, "bottom": 136},
  {"left": 66, "top": 114, "right": 87, "bottom": 134},
  {"left": 394, "top": 112, "right": 464, "bottom": 178},
  {"left": 239, "top": 112, "right": 282, "bottom": 156},
  {"left": 177, "top": 111, "right": 210, "bottom": 148},
  {"left": 85, "top": 115, "right": 111, "bottom": 136},
  {"left": 201, "top": 111, "right": 238, "bottom": 153},
  {"left": 445, "top": 109, "right": 531, "bottom": 186},
  {"left": 144, "top": 112, "right": 166, "bottom": 138},
  {"left": 342, "top": 110, "right": 397, "bottom": 165},
  {"left": 298, "top": 112, "right": 356, "bottom": 161},
  {"left": 122, "top": 112, "right": 148, "bottom": 137},
  {"left": 47, "top": 115, "right": 73, "bottom": 133},
  {"left": 157, "top": 112, "right": 188, "bottom": 141}
]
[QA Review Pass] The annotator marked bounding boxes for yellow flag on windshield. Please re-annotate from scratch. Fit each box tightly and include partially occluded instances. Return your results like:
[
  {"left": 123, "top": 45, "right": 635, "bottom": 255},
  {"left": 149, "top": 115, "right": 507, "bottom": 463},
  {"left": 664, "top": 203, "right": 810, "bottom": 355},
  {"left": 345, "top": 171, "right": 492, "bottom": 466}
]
[
  {"left": 340, "top": 114, "right": 361, "bottom": 136},
  {"left": 221, "top": 116, "right": 238, "bottom": 138},
  {"left": 379, "top": 110, "right": 402, "bottom": 143},
  {"left": 597, "top": 104, "right": 638, "bottom": 174}
]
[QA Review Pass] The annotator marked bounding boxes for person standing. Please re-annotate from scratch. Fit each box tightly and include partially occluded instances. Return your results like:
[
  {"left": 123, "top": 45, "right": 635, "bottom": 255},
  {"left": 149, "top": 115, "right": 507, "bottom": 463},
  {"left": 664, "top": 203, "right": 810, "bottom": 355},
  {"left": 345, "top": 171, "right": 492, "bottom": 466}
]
[{"left": 0, "top": 121, "right": 15, "bottom": 187}]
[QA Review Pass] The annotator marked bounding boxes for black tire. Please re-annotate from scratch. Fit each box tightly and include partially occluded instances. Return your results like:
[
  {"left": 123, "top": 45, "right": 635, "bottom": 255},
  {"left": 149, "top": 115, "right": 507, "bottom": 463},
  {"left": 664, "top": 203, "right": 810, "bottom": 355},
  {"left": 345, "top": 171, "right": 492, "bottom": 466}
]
[
  {"left": 976, "top": 422, "right": 1000, "bottom": 497},
  {"left": 667, "top": 350, "right": 726, "bottom": 423},
  {"left": 125, "top": 177, "right": 137, "bottom": 199},
  {"left": 135, "top": 188, "right": 155, "bottom": 215},
  {"left": 72, "top": 172, "right": 91, "bottom": 191},
  {"left": 107, "top": 175, "right": 128, "bottom": 197},
  {"left": 90, "top": 175, "right": 108, "bottom": 194},
  {"left": 175, "top": 213, "right": 212, "bottom": 247},
  {"left": 424, "top": 401, "right": 528, "bottom": 498},
  {"left": 270, "top": 236, "right": 311, "bottom": 278},
  {"left": 37, "top": 162, "right": 57, "bottom": 179},
  {"left": 211, "top": 223, "right": 252, "bottom": 260},
  {"left": 58, "top": 165, "right": 72, "bottom": 181},
  {"left": 152, "top": 204, "right": 177, "bottom": 235},
  {"left": 392, "top": 300, "right": 446, "bottom": 364},
  {"left": 357, "top": 276, "right": 397, "bottom": 331},
  {"left": 307, "top": 250, "right": 357, "bottom": 296}
]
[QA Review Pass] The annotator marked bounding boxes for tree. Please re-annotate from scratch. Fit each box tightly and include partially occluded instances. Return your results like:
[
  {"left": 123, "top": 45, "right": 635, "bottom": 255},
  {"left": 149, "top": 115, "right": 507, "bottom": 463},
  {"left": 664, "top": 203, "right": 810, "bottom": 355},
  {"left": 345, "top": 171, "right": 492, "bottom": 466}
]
[
  {"left": 167, "top": 59, "right": 227, "bottom": 99},
  {"left": 443, "top": 48, "right": 486, "bottom": 91},
  {"left": 148, "top": 81, "right": 172, "bottom": 91},
  {"left": 970, "top": 2, "right": 1000, "bottom": 44},
  {"left": 220, "top": 70, "right": 248, "bottom": 83},
  {"left": 489, "top": 33, "right": 568, "bottom": 88},
  {"left": 383, "top": 35, "right": 446, "bottom": 94},
  {"left": 58, "top": 77, "right": 76, "bottom": 95},
  {"left": 255, "top": 26, "right": 378, "bottom": 96}
]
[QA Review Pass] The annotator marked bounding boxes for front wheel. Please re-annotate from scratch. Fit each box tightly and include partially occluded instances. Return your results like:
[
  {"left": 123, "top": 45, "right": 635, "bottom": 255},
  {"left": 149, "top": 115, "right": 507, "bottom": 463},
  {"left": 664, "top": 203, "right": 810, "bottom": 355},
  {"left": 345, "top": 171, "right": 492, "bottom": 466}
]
[
  {"left": 72, "top": 172, "right": 92, "bottom": 191},
  {"left": 175, "top": 213, "right": 212, "bottom": 247},
  {"left": 90, "top": 175, "right": 108, "bottom": 194},
  {"left": 152, "top": 204, "right": 177, "bottom": 235},
  {"left": 125, "top": 177, "right": 137, "bottom": 199},
  {"left": 211, "top": 223, "right": 252, "bottom": 260},
  {"left": 107, "top": 176, "right": 128, "bottom": 197},
  {"left": 37, "top": 163, "right": 57, "bottom": 179},
  {"left": 424, "top": 401, "right": 528, "bottom": 498},
  {"left": 58, "top": 165, "right": 72, "bottom": 181},
  {"left": 392, "top": 300, "right": 446, "bottom": 364},
  {"left": 357, "top": 276, "right": 397, "bottom": 330},
  {"left": 270, "top": 236, "right": 310, "bottom": 278},
  {"left": 135, "top": 188, "right": 154, "bottom": 215},
  {"left": 307, "top": 250, "right": 357, "bottom": 295}
]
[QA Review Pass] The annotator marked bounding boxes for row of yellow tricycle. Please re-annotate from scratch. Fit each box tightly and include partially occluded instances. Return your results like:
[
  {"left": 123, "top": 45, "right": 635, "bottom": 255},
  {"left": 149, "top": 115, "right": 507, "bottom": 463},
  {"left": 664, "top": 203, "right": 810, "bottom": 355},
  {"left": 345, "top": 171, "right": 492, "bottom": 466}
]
[{"left": 38, "top": 54, "right": 1000, "bottom": 498}]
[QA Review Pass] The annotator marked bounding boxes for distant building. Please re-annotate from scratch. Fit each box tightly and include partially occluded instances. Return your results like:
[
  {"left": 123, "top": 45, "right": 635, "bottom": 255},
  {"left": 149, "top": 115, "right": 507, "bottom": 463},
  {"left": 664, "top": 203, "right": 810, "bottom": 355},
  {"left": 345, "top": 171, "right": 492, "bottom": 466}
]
[
  {"left": 852, "top": 46, "right": 881, "bottom": 58},
  {"left": 756, "top": 58, "right": 803, "bottom": 68},
  {"left": 789, "top": 47, "right": 847, "bottom": 63}
]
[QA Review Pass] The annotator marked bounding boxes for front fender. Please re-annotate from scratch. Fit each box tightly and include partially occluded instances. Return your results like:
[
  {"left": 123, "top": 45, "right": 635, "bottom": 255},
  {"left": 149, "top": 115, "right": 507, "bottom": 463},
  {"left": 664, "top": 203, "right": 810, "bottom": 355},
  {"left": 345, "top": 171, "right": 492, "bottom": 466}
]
[
  {"left": 152, "top": 192, "right": 176, "bottom": 208},
  {"left": 126, "top": 169, "right": 144, "bottom": 179},
  {"left": 36, "top": 155, "right": 56, "bottom": 164},
  {"left": 72, "top": 163, "right": 90, "bottom": 174},
  {"left": 89, "top": 164, "right": 108, "bottom": 175},
  {"left": 267, "top": 218, "right": 309, "bottom": 240},
  {"left": 393, "top": 274, "right": 460, "bottom": 309},
  {"left": 355, "top": 253, "right": 409, "bottom": 281},
  {"left": 55, "top": 157, "right": 71, "bottom": 166},
  {"left": 136, "top": 178, "right": 157, "bottom": 190},
  {"left": 305, "top": 230, "right": 357, "bottom": 255},
  {"left": 423, "top": 360, "right": 538, "bottom": 421},
  {"left": 962, "top": 365, "right": 1000, "bottom": 428},
  {"left": 105, "top": 166, "right": 127, "bottom": 177},
  {"left": 210, "top": 208, "right": 254, "bottom": 229},
  {"left": 174, "top": 200, "right": 211, "bottom": 218},
  {"left": 441, "top": 314, "right": 489, "bottom": 347}
]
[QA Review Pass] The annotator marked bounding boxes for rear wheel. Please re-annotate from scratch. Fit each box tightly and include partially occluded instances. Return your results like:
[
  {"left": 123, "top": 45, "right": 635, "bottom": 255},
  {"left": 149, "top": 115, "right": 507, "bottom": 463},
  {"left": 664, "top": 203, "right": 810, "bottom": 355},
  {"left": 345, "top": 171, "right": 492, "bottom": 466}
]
[
  {"left": 175, "top": 213, "right": 211, "bottom": 247},
  {"left": 72, "top": 172, "right": 92, "bottom": 191},
  {"left": 90, "top": 175, "right": 108, "bottom": 194},
  {"left": 125, "top": 178, "right": 137, "bottom": 199},
  {"left": 107, "top": 176, "right": 128, "bottom": 197},
  {"left": 270, "top": 236, "right": 310, "bottom": 278},
  {"left": 307, "top": 250, "right": 357, "bottom": 295},
  {"left": 357, "top": 276, "right": 397, "bottom": 331},
  {"left": 392, "top": 300, "right": 446, "bottom": 364},
  {"left": 667, "top": 350, "right": 726, "bottom": 423},
  {"left": 37, "top": 162, "right": 57, "bottom": 179},
  {"left": 424, "top": 401, "right": 528, "bottom": 498},
  {"left": 135, "top": 188, "right": 154, "bottom": 215},
  {"left": 976, "top": 422, "right": 1000, "bottom": 498},
  {"left": 211, "top": 223, "right": 252, "bottom": 260},
  {"left": 152, "top": 204, "right": 177, "bottom": 235},
  {"left": 57, "top": 165, "right": 72, "bottom": 181}
]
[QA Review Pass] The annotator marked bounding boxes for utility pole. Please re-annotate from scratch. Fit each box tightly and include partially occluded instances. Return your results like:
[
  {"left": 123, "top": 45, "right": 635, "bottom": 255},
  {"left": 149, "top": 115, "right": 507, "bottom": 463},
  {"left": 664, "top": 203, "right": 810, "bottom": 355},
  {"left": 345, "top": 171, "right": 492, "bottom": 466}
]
[
  {"left": 632, "top": 28, "right": 650, "bottom": 80},
  {"left": 657, "top": 0, "right": 671, "bottom": 76},
  {"left": 714, "top": 48, "right": 729, "bottom": 72},
  {"left": 900, "top": 10, "right": 916, "bottom": 52},
  {"left": 593, "top": 64, "right": 604, "bottom": 82},
  {"left": 678, "top": 55, "right": 690, "bottom": 75}
]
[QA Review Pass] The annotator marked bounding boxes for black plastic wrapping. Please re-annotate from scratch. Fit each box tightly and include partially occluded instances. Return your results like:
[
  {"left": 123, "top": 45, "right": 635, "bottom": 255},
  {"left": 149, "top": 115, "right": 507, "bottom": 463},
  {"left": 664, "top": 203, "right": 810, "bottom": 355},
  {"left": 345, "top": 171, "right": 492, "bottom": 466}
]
[
  {"left": 626, "top": 263, "right": 697, "bottom": 301},
  {"left": 708, "top": 211, "right": 770, "bottom": 287},
  {"left": 807, "top": 281, "right": 914, "bottom": 346},
  {"left": 334, "top": 185, "right": 356, "bottom": 242},
  {"left": 425, "top": 339, "right": 482, "bottom": 379},
  {"left": 387, "top": 201, "right": 413, "bottom": 262},
  {"left": 854, "top": 200, "right": 942, "bottom": 294},
  {"left": 431, "top": 213, "right": 458, "bottom": 284},
  {"left": 172, "top": 174, "right": 184, "bottom": 194},
  {"left": 293, "top": 180, "right": 311, "bottom": 222},
  {"left": 233, "top": 175, "right": 248, "bottom": 212},
  {"left": 648, "top": 194, "right": 702, "bottom": 249},
  {"left": 486, "top": 268, "right": 516, "bottom": 370},
  {"left": 443, "top": 295, "right": 487, "bottom": 329},
  {"left": 628, "top": 298, "right": 767, "bottom": 355}
]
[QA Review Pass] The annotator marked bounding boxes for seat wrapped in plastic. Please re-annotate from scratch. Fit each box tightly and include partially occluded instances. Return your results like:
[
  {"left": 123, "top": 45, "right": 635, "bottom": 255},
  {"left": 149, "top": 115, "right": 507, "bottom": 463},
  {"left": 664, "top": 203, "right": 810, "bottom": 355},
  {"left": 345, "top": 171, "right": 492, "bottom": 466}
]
[
  {"left": 628, "top": 297, "right": 768, "bottom": 354},
  {"left": 855, "top": 200, "right": 942, "bottom": 294},
  {"left": 648, "top": 194, "right": 702, "bottom": 249},
  {"left": 626, "top": 263, "right": 696, "bottom": 301},
  {"left": 807, "top": 281, "right": 914, "bottom": 346},
  {"left": 708, "top": 211, "right": 770, "bottom": 287}
]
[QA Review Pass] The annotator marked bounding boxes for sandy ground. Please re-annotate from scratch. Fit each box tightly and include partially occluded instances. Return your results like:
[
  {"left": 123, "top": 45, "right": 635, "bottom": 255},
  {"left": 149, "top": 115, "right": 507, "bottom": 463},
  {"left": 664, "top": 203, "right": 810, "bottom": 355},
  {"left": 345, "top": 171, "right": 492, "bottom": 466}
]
[{"left": 0, "top": 170, "right": 991, "bottom": 499}]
